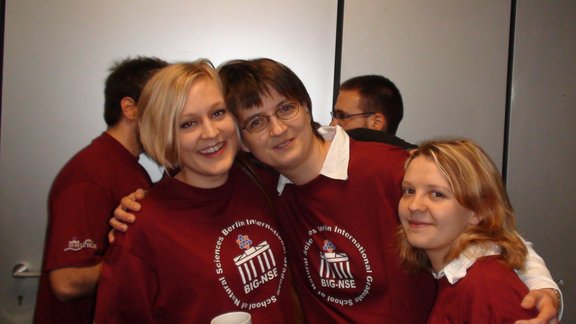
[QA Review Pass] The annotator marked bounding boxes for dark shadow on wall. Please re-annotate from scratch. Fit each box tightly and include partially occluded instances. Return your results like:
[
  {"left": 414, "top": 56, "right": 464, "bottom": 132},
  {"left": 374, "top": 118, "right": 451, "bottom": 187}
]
[
  {"left": 502, "top": 0, "right": 517, "bottom": 185},
  {"left": 332, "top": 0, "right": 344, "bottom": 108},
  {"left": 0, "top": 0, "right": 5, "bottom": 146}
]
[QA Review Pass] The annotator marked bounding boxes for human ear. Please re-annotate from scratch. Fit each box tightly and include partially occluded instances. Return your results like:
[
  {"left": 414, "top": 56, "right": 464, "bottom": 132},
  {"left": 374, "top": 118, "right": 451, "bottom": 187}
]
[
  {"left": 468, "top": 212, "right": 483, "bottom": 226},
  {"left": 369, "top": 113, "right": 388, "bottom": 131},
  {"left": 241, "top": 142, "right": 251, "bottom": 153},
  {"left": 120, "top": 97, "right": 138, "bottom": 121}
]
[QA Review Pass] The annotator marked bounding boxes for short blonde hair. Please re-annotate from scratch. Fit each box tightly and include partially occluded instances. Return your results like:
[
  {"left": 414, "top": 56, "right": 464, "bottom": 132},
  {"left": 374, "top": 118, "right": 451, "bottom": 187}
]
[
  {"left": 138, "top": 59, "right": 222, "bottom": 171},
  {"left": 398, "top": 139, "right": 528, "bottom": 272}
]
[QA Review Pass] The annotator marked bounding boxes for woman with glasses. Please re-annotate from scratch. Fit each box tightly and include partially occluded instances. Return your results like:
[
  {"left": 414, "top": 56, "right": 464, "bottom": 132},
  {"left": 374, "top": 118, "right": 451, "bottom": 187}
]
[
  {"left": 219, "top": 58, "right": 434, "bottom": 323},
  {"left": 94, "top": 60, "right": 299, "bottom": 323}
]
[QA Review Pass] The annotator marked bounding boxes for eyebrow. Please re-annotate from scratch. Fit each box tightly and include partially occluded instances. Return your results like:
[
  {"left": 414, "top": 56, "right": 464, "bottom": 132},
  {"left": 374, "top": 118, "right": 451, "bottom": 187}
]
[
  {"left": 244, "top": 99, "right": 291, "bottom": 120},
  {"left": 180, "top": 101, "right": 226, "bottom": 119},
  {"left": 401, "top": 180, "right": 452, "bottom": 192}
]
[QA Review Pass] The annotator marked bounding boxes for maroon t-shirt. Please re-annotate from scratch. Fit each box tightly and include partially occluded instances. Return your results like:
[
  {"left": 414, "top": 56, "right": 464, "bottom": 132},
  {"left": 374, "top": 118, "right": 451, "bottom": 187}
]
[
  {"left": 276, "top": 140, "right": 435, "bottom": 323},
  {"left": 34, "top": 132, "right": 152, "bottom": 324},
  {"left": 95, "top": 165, "right": 298, "bottom": 323},
  {"left": 427, "top": 255, "right": 538, "bottom": 323}
]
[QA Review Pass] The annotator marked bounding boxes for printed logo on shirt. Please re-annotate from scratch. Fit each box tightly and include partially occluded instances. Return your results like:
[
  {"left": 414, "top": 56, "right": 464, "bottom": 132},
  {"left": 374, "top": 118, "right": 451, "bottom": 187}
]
[
  {"left": 303, "top": 225, "right": 374, "bottom": 307},
  {"left": 214, "top": 219, "right": 288, "bottom": 311},
  {"left": 320, "top": 240, "right": 355, "bottom": 288},
  {"left": 64, "top": 238, "right": 97, "bottom": 252},
  {"left": 234, "top": 235, "right": 277, "bottom": 293}
]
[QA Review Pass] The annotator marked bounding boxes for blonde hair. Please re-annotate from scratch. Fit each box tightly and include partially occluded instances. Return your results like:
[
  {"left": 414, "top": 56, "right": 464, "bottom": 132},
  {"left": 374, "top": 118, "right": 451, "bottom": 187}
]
[
  {"left": 138, "top": 59, "right": 222, "bottom": 171},
  {"left": 398, "top": 139, "right": 528, "bottom": 272}
]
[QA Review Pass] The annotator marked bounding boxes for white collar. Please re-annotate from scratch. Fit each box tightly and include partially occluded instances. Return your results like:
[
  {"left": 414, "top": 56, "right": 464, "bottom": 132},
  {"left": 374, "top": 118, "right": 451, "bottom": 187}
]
[
  {"left": 433, "top": 244, "right": 501, "bottom": 284},
  {"left": 276, "top": 125, "right": 350, "bottom": 194}
]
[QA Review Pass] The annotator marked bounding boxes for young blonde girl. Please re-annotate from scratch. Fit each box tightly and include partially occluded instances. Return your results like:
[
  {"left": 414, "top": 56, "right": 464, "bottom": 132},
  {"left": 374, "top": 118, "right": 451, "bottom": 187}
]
[{"left": 398, "top": 139, "right": 539, "bottom": 323}]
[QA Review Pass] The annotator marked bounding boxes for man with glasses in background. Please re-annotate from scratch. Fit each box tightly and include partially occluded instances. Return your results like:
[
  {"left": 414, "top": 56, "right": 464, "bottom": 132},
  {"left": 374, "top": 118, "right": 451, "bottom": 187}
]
[{"left": 331, "top": 75, "right": 417, "bottom": 149}]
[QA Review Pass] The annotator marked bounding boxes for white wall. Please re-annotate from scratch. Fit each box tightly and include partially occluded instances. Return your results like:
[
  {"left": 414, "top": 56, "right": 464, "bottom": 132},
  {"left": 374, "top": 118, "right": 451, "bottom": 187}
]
[{"left": 0, "top": 1, "right": 337, "bottom": 322}]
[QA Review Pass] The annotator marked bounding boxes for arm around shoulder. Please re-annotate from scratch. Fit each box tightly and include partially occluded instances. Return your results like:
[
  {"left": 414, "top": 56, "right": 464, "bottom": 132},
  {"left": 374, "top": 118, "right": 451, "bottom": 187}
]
[{"left": 517, "top": 239, "right": 563, "bottom": 322}]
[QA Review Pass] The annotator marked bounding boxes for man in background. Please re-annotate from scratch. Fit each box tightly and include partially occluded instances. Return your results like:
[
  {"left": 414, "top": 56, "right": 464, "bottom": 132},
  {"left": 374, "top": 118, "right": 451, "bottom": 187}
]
[
  {"left": 331, "top": 74, "right": 417, "bottom": 149},
  {"left": 34, "top": 56, "right": 168, "bottom": 324}
]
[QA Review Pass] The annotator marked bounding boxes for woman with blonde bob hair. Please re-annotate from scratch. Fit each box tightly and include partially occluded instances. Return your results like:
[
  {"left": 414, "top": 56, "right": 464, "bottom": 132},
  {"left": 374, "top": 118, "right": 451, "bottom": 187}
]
[
  {"left": 138, "top": 60, "right": 224, "bottom": 173},
  {"left": 95, "top": 60, "right": 298, "bottom": 323},
  {"left": 398, "top": 139, "right": 539, "bottom": 323}
]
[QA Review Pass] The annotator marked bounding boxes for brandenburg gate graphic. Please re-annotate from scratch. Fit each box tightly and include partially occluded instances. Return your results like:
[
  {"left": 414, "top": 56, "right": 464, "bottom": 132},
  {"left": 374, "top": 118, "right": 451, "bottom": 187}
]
[
  {"left": 319, "top": 240, "right": 354, "bottom": 280},
  {"left": 234, "top": 235, "right": 276, "bottom": 285}
]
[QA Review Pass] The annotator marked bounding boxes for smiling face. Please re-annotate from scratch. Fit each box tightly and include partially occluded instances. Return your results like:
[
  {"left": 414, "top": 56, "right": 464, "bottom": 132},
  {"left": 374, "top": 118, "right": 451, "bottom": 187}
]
[
  {"left": 399, "top": 155, "right": 480, "bottom": 271},
  {"left": 236, "top": 87, "right": 319, "bottom": 178},
  {"left": 175, "top": 77, "right": 239, "bottom": 188}
]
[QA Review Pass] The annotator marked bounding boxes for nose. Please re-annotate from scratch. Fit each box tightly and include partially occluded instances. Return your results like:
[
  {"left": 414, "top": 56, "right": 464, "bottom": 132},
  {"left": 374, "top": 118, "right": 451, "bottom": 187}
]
[
  {"left": 407, "top": 194, "right": 425, "bottom": 212},
  {"left": 268, "top": 115, "right": 287, "bottom": 136},
  {"left": 200, "top": 119, "right": 219, "bottom": 139},
  {"left": 329, "top": 117, "right": 338, "bottom": 126}
]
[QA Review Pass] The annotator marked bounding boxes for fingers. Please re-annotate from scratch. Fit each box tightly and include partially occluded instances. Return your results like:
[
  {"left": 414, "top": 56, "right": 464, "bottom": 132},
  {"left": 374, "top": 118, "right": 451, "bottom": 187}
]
[
  {"left": 109, "top": 217, "right": 128, "bottom": 232},
  {"left": 107, "top": 189, "right": 147, "bottom": 240},
  {"left": 538, "top": 289, "right": 560, "bottom": 310},
  {"left": 520, "top": 293, "right": 536, "bottom": 309},
  {"left": 120, "top": 195, "right": 142, "bottom": 213},
  {"left": 514, "top": 313, "right": 558, "bottom": 324},
  {"left": 134, "top": 188, "right": 147, "bottom": 200},
  {"left": 108, "top": 229, "right": 115, "bottom": 244},
  {"left": 533, "top": 290, "right": 558, "bottom": 323},
  {"left": 117, "top": 188, "right": 146, "bottom": 213},
  {"left": 516, "top": 289, "right": 558, "bottom": 324},
  {"left": 533, "top": 305, "right": 557, "bottom": 324}
]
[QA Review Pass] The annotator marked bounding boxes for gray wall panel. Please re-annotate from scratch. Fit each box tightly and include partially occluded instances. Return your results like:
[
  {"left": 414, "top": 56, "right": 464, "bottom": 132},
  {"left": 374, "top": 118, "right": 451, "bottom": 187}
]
[
  {"left": 341, "top": 0, "right": 511, "bottom": 165},
  {"left": 508, "top": 0, "right": 575, "bottom": 319}
]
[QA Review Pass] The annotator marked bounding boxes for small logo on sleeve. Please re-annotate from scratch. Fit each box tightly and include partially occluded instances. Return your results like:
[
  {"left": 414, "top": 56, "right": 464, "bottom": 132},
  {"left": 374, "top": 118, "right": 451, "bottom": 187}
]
[{"left": 64, "top": 238, "right": 98, "bottom": 252}]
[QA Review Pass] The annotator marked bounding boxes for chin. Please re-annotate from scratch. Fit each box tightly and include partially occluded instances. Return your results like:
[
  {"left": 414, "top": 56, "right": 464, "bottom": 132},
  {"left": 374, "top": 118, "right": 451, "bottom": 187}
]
[
  {"left": 406, "top": 236, "right": 430, "bottom": 250},
  {"left": 218, "top": 157, "right": 236, "bottom": 171}
]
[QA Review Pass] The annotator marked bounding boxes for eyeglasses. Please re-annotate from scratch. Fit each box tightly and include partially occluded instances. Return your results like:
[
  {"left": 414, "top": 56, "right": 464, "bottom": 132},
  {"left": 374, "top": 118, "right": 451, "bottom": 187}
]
[
  {"left": 330, "top": 111, "right": 375, "bottom": 120},
  {"left": 242, "top": 101, "right": 301, "bottom": 133}
]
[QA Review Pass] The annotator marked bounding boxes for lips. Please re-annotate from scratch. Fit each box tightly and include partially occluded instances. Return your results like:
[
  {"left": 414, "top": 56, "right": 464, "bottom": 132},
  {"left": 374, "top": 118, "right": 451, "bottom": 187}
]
[
  {"left": 200, "top": 142, "right": 225, "bottom": 155},
  {"left": 408, "top": 220, "right": 432, "bottom": 227},
  {"left": 273, "top": 138, "right": 293, "bottom": 150}
]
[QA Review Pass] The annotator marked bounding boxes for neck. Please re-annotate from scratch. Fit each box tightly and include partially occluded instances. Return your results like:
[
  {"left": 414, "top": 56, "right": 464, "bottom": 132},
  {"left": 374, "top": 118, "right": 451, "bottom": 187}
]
[
  {"left": 174, "top": 170, "right": 228, "bottom": 189},
  {"left": 426, "top": 250, "right": 448, "bottom": 274},
  {"left": 281, "top": 136, "right": 331, "bottom": 185},
  {"left": 106, "top": 124, "right": 141, "bottom": 157}
]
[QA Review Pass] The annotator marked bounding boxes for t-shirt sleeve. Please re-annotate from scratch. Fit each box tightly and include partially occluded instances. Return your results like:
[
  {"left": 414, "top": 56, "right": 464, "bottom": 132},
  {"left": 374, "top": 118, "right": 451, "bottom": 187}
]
[
  {"left": 95, "top": 243, "right": 157, "bottom": 323},
  {"left": 466, "top": 264, "right": 539, "bottom": 323},
  {"left": 518, "top": 239, "right": 560, "bottom": 290},
  {"left": 44, "top": 181, "right": 114, "bottom": 271},
  {"left": 381, "top": 146, "right": 409, "bottom": 205}
]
